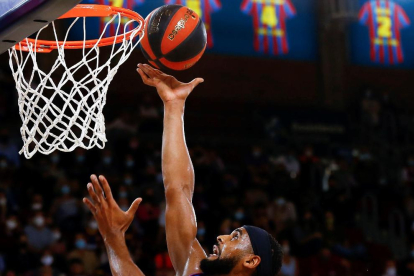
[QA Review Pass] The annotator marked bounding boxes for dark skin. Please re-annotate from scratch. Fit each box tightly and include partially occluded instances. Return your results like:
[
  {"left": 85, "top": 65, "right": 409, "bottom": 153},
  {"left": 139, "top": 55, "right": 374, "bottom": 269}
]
[{"left": 83, "top": 64, "right": 261, "bottom": 276}]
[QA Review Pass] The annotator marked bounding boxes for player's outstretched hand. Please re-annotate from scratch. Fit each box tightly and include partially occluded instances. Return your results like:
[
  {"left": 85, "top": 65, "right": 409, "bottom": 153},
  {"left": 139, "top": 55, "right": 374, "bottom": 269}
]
[
  {"left": 137, "top": 63, "right": 204, "bottom": 104},
  {"left": 83, "top": 175, "right": 142, "bottom": 240}
]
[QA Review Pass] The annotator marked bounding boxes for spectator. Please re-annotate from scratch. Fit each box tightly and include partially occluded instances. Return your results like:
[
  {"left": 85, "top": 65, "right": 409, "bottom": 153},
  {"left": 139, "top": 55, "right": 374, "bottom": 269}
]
[
  {"left": 293, "top": 211, "right": 322, "bottom": 257},
  {"left": 51, "top": 180, "right": 81, "bottom": 232},
  {"left": 24, "top": 212, "right": 54, "bottom": 252},
  {"left": 382, "top": 260, "right": 397, "bottom": 276},
  {"left": 68, "top": 234, "right": 99, "bottom": 275},
  {"left": 67, "top": 258, "right": 86, "bottom": 276},
  {"left": 279, "top": 240, "right": 298, "bottom": 276},
  {"left": 268, "top": 196, "right": 297, "bottom": 234}
]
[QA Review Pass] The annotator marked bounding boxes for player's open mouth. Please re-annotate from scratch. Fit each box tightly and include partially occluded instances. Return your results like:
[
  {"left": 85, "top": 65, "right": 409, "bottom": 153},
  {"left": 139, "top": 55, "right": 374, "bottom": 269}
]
[{"left": 212, "top": 244, "right": 220, "bottom": 256}]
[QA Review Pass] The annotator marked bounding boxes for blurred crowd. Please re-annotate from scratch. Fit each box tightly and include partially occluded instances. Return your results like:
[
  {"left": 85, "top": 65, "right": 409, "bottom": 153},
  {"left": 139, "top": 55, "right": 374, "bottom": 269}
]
[{"left": 1, "top": 64, "right": 414, "bottom": 276}]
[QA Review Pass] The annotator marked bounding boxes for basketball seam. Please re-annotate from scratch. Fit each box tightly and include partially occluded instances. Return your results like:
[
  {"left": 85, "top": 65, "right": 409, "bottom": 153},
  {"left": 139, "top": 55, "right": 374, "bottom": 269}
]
[
  {"left": 147, "top": 5, "right": 181, "bottom": 58},
  {"left": 163, "top": 18, "right": 206, "bottom": 62}
]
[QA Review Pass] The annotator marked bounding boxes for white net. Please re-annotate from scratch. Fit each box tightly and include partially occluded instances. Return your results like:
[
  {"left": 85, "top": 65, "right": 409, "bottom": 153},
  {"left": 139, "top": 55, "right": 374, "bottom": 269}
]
[{"left": 8, "top": 11, "right": 144, "bottom": 159}]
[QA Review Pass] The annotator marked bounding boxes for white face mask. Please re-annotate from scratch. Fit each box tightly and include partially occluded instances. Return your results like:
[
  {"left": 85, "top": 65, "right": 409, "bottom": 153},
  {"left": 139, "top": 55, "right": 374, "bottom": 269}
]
[
  {"left": 6, "top": 219, "right": 17, "bottom": 230},
  {"left": 282, "top": 245, "right": 290, "bottom": 254},
  {"left": 53, "top": 231, "right": 61, "bottom": 241},
  {"left": 32, "top": 203, "right": 42, "bottom": 211},
  {"left": 276, "top": 198, "right": 286, "bottom": 205},
  {"left": 0, "top": 197, "right": 6, "bottom": 206},
  {"left": 385, "top": 267, "right": 397, "bottom": 276},
  {"left": 88, "top": 221, "right": 98, "bottom": 230},
  {"left": 41, "top": 255, "right": 54, "bottom": 266},
  {"left": 33, "top": 216, "right": 45, "bottom": 227}
]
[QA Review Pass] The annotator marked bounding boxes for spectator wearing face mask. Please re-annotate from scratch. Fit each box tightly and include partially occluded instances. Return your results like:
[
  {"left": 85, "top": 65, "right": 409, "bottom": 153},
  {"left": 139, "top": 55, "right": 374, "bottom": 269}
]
[
  {"left": 24, "top": 212, "right": 54, "bottom": 252},
  {"left": 279, "top": 240, "right": 298, "bottom": 276},
  {"left": 383, "top": 260, "right": 398, "bottom": 276},
  {"left": 94, "top": 149, "right": 119, "bottom": 181},
  {"left": 37, "top": 250, "right": 60, "bottom": 276},
  {"left": 268, "top": 197, "right": 297, "bottom": 234},
  {"left": 0, "top": 215, "right": 20, "bottom": 254},
  {"left": 67, "top": 234, "right": 99, "bottom": 275},
  {"left": 51, "top": 180, "right": 81, "bottom": 232}
]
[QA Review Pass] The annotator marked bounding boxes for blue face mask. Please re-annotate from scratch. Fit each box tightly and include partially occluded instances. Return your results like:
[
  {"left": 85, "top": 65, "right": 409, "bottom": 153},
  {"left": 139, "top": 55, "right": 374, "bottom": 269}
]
[
  {"left": 359, "top": 153, "right": 371, "bottom": 161},
  {"left": 124, "top": 178, "right": 133, "bottom": 186},
  {"left": 126, "top": 160, "right": 135, "bottom": 168},
  {"left": 103, "top": 157, "right": 112, "bottom": 165},
  {"left": 75, "top": 239, "right": 86, "bottom": 249},
  {"left": 51, "top": 155, "right": 60, "bottom": 164},
  {"left": 197, "top": 228, "right": 206, "bottom": 236},
  {"left": 119, "top": 191, "right": 128, "bottom": 198},
  {"left": 235, "top": 212, "right": 245, "bottom": 221},
  {"left": 61, "top": 185, "right": 70, "bottom": 195},
  {"left": 76, "top": 155, "right": 85, "bottom": 163}
]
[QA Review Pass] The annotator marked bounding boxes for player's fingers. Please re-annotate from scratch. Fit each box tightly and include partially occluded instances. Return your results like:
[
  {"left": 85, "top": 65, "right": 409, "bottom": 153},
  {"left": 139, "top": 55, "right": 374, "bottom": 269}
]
[
  {"left": 99, "top": 175, "right": 113, "bottom": 200},
  {"left": 146, "top": 65, "right": 163, "bottom": 75},
  {"left": 138, "top": 63, "right": 153, "bottom": 76},
  {"left": 189, "top": 78, "right": 204, "bottom": 90},
  {"left": 87, "top": 183, "right": 101, "bottom": 206},
  {"left": 127, "top": 198, "right": 143, "bottom": 216},
  {"left": 83, "top": 197, "right": 97, "bottom": 215},
  {"left": 153, "top": 68, "right": 163, "bottom": 75},
  {"left": 141, "top": 64, "right": 158, "bottom": 78},
  {"left": 137, "top": 68, "right": 155, "bottom": 86},
  {"left": 90, "top": 174, "right": 105, "bottom": 201}
]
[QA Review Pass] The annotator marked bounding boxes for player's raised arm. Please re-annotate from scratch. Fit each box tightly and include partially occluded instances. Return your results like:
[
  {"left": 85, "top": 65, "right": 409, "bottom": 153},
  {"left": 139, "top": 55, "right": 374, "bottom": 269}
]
[
  {"left": 137, "top": 64, "right": 206, "bottom": 275},
  {"left": 83, "top": 175, "right": 145, "bottom": 276}
]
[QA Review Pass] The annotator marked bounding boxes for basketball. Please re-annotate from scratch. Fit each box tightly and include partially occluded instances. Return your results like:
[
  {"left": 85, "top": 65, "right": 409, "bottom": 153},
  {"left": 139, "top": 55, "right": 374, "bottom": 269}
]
[{"left": 140, "top": 4, "right": 207, "bottom": 71}]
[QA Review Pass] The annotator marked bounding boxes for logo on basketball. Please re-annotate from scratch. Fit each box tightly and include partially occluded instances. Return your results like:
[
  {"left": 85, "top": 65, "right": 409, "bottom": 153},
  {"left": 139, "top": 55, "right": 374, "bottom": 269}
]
[{"left": 168, "top": 9, "right": 196, "bottom": 41}]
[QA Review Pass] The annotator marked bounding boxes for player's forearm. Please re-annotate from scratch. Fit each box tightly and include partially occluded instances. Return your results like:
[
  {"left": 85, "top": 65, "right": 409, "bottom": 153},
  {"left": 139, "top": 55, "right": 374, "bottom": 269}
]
[
  {"left": 162, "top": 101, "right": 194, "bottom": 190},
  {"left": 104, "top": 234, "right": 145, "bottom": 276}
]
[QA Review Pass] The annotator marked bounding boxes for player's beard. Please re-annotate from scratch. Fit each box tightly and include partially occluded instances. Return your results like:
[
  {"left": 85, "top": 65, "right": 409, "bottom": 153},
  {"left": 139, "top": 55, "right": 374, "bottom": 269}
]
[{"left": 199, "top": 256, "right": 239, "bottom": 275}]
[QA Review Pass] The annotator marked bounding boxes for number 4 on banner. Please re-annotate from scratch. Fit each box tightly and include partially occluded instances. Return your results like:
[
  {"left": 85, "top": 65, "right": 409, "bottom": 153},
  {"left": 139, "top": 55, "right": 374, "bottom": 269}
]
[
  {"left": 359, "top": 0, "right": 410, "bottom": 64},
  {"left": 241, "top": 0, "right": 296, "bottom": 55}
]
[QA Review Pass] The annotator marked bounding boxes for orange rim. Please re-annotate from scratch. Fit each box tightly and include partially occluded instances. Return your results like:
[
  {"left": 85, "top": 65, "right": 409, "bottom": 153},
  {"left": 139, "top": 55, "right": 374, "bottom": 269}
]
[{"left": 15, "top": 4, "right": 144, "bottom": 53}]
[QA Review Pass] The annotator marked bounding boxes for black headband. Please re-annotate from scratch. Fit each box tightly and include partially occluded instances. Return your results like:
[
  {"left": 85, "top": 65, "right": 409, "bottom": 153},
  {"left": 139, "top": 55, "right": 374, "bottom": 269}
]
[{"left": 243, "top": 225, "right": 273, "bottom": 276}]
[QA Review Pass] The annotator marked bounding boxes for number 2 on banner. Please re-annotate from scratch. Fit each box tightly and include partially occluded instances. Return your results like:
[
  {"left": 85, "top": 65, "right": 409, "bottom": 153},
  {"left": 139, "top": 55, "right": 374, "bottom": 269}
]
[{"left": 377, "top": 16, "right": 392, "bottom": 38}]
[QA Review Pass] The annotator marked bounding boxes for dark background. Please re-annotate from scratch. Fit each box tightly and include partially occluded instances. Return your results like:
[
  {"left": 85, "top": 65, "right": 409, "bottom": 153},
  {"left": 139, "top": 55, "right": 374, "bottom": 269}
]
[{"left": 1, "top": 1, "right": 414, "bottom": 276}]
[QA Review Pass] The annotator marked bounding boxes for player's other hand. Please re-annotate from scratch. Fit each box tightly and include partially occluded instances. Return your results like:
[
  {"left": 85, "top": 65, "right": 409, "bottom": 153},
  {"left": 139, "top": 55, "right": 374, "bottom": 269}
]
[
  {"left": 137, "top": 63, "right": 204, "bottom": 104},
  {"left": 83, "top": 175, "right": 142, "bottom": 240}
]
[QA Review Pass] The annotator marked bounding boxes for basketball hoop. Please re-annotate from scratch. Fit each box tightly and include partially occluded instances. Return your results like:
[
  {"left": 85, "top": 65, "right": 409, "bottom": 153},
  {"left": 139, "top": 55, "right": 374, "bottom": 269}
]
[{"left": 8, "top": 4, "right": 145, "bottom": 159}]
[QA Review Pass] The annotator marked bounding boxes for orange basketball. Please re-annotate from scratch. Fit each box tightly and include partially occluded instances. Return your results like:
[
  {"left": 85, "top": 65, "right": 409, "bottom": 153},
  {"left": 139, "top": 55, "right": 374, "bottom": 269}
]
[{"left": 140, "top": 5, "right": 207, "bottom": 71}]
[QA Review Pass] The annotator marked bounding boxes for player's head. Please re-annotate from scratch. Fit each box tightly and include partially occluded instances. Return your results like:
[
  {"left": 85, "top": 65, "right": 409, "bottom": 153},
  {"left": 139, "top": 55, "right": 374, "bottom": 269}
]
[{"left": 200, "top": 226, "right": 283, "bottom": 276}]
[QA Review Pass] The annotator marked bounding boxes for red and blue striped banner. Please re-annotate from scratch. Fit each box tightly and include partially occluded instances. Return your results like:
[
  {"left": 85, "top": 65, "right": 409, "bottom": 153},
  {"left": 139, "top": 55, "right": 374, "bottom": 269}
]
[
  {"left": 241, "top": 0, "right": 296, "bottom": 55},
  {"left": 359, "top": 0, "right": 410, "bottom": 64}
]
